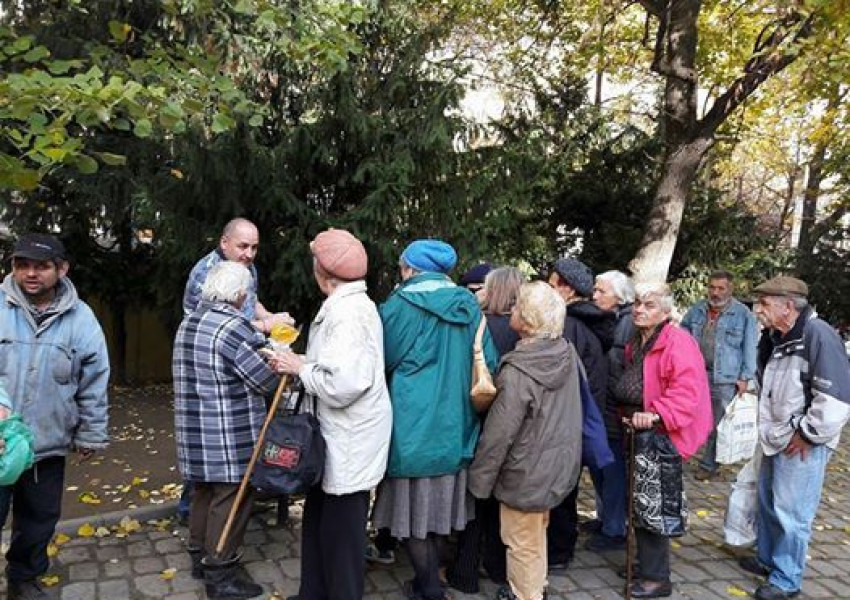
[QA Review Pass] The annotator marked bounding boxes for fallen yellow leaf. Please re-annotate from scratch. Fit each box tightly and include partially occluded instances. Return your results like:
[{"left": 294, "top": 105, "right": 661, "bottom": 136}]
[
  {"left": 726, "top": 585, "right": 748, "bottom": 597},
  {"left": 77, "top": 523, "right": 95, "bottom": 537},
  {"left": 95, "top": 526, "right": 111, "bottom": 538},
  {"left": 78, "top": 491, "right": 102, "bottom": 505},
  {"left": 47, "top": 544, "right": 58, "bottom": 558},
  {"left": 40, "top": 574, "right": 60, "bottom": 587},
  {"left": 696, "top": 510, "right": 709, "bottom": 518},
  {"left": 161, "top": 567, "right": 177, "bottom": 580},
  {"left": 53, "top": 533, "right": 71, "bottom": 546}
]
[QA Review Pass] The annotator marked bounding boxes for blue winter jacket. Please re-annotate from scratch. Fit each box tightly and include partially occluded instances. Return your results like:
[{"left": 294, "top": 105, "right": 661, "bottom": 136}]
[
  {"left": 680, "top": 298, "right": 758, "bottom": 385},
  {"left": 0, "top": 275, "right": 110, "bottom": 461}
]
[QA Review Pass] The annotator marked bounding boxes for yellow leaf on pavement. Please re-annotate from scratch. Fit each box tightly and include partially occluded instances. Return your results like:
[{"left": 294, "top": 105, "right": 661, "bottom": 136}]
[
  {"left": 54, "top": 533, "right": 71, "bottom": 546},
  {"left": 696, "top": 510, "right": 709, "bottom": 518},
  {"left": 78, "top": 491, "right": 101, "bottom": 505},
  {"left": 95, "top": 526, "right": 111, "bottom": 538},
  {"left": 77, "top": 523, "right": 95, "bottom": 537},
  {"left": 47, "top": 544, "right": 58, "bottom": 558},
  {"left": 161, "top": 567, "right": 177, "bottom": 580},
  {"left": 118, "top": 515, "right": 142, "bottom": 534},
  {"left": 726, "top": 585, "right": 749, "bottom": 596},
  {"left": 40, "top": 574, "right": 60, "bottom": 587}
]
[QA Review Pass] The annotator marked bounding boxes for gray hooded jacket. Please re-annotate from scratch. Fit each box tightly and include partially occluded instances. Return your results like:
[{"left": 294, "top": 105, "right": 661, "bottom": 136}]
[{"left": 469, "top": 336, "right": 583, "bottom": 511}]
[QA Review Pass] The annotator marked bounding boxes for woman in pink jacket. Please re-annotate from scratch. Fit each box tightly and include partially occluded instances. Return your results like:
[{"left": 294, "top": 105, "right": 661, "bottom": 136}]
[{"left": 612, "top": 282, "right": 712, "bottom": 598}]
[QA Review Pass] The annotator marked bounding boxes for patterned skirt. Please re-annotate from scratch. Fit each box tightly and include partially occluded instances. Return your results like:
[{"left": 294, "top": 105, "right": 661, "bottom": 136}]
[{"left": 371, "top": 469, "right": 475, "bottom": 540}]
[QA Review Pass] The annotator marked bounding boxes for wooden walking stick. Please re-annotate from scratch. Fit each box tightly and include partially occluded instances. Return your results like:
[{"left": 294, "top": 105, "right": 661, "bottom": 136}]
[
  {"left": 216, "top": 373, "right": 290, "bottom": 555},
  {"left": 624, "top": 421, "right": 636, "bottom": 600}
]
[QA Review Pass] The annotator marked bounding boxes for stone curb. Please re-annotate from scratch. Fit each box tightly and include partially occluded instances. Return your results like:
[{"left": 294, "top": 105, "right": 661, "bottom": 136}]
[{"left": 53, "top": 500, "right": 179, "bottom": 535}]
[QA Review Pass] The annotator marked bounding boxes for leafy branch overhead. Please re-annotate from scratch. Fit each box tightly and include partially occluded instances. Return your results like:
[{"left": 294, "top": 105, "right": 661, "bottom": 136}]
[{"left": 0, "top": 0, "right": 369, "bottom": 190}]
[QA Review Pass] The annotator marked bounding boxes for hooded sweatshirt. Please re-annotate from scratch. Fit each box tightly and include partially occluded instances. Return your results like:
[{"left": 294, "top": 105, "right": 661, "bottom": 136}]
[
  {"left": 469, "top": 337, "right": 583, "bottom": 512},
  {"left": 380, "top": 272, "right": 498, "bottom": 478},
  {"left": 0, "top": 275, "right": 110, "bottom": 460}
]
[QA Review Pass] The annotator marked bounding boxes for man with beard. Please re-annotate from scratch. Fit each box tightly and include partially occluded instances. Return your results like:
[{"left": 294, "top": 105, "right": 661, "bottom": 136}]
[{"left": 681, "top": 270, "right": 758, "bottom": 480}]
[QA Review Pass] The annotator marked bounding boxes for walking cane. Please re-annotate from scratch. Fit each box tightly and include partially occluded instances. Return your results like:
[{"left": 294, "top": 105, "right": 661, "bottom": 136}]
[
  {"left": 624, "top": 421, "right": 636, "bottom": 600},
  {"left": 215, "top": 373, "right": 290, "bottom": 556}
]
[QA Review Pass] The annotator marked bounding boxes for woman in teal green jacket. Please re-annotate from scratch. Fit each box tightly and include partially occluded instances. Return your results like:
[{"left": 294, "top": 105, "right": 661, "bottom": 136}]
[{"left": 372, "top": 240, "right": 498, "bottom": 600}]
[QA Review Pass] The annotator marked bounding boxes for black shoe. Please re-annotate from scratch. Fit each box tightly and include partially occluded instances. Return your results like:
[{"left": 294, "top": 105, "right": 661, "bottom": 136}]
[
  {"left": 629, "top": 580, "right": 673, "bottom": 598},
  {"left": 187, "top": 545, "right": 205, "bottom": 580},
  {"left": 584, "top": 533, "right": 626, "bottom": 552},
  {"left": 753, "top": 583, "right": 800, "bottom": 600},
  {"left": 203, "top": 555, "right": 264, "bottom": 600},
  {"left": 578, "top": 518, "right": 603, "bottom": 534},
  {"left": 738, "top": 556, "right": 771, "bottom": 577},
  {"left": 8, "top": 580, "right": 50, "bottom": 600}
]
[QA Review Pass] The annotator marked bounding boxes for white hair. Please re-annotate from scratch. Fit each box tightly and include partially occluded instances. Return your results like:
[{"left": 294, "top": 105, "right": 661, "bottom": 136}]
[
  {"left": 634, "top": 282, "right": 674, "bottom": 313},
  {"left": 515, "top": 281, "right": 566, "bottom": 338},
  {"left": 201, "top": 261, "right": 252, "bottom": 305},
  {"left": 596, "top": 270, "right": 635, "bottom": 304}
]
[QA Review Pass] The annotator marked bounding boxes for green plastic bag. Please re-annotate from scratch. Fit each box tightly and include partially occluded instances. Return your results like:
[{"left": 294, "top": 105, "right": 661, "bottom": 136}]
[{"left": 0, "top": 415, "right": 35, "bottom": 486}]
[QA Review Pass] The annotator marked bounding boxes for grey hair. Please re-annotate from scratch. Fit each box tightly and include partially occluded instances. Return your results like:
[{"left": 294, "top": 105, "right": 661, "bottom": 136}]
[
  {"left": 398, "top": 257, "right": 422, "bottom": 276},
  {"left": 482, "top": 266, "right": 526, "bottom": 314},
  {"left": 201, "top": 261, "right": 252, "bottom": 304},
  {"left": 634, "top": 282, "right": 674, "bottom": 313},
  {"left": 596, "top": 270, "right": 635, "bottom": 304},
  {"left": 515, "top": 281, "right": 566, "bottom": 339},
  {"left": 791, "top": 296, "right": 809, "bottom": 311}
]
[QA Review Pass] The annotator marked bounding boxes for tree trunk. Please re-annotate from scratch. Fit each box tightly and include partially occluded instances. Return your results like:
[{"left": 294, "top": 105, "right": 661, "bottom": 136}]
[
  {"left": 629, "top": 1, "right": 811, "bottom": 281},
  {"left": 628, "top": 135, "right": 712, "bottom": 282},
  {"left": 797, "top": 141, "right": 826, "bottom": 254}
]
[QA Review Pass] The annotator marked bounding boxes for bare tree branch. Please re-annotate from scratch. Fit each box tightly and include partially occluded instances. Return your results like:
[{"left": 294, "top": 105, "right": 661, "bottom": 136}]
[{"left": 699, "top": 12, "right": 814, "bottom": 136}]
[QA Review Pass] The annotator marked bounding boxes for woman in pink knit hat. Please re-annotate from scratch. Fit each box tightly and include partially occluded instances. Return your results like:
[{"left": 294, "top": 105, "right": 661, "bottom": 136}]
[{"left": 273, "top": 228, "right": 392, "bottom": 600}]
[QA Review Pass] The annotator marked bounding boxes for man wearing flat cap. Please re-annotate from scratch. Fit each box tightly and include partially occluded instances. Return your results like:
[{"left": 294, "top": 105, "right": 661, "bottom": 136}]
[
  {"left": 738, "top": 276, "right": 850, "bottom": 600},
  {"left": 0, "top": 234, "right": 109, "bottom": 600}
]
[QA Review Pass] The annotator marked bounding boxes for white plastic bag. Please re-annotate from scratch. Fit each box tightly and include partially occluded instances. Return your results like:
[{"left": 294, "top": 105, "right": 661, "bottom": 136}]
[
  {"left": 723, "top": 446, "right": 761, "bottom": 547},
  {"left": 716, "top": 392, "right": 758, "bottom": 465}
]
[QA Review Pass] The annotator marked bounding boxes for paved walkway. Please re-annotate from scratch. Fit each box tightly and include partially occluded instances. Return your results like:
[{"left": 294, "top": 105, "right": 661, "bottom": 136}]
[{"left": 2, "top": 445, "right": 849, "bottom": 600}]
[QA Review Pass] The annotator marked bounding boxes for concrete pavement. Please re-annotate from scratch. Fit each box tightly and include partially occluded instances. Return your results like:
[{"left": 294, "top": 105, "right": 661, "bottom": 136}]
[{"left": 2, "top": 444, "right": 849, "bottom": 600}]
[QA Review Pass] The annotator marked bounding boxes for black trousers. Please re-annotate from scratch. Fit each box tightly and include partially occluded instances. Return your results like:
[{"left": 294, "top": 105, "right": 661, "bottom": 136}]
[
  {"left": 0, "top": 456, "right": 65, "bottom": 582},
  {"left": 447, "top": 496, "right": 507, "bottom": 590},
  {"left": 635, "top": 527, "right": 671, "bottom": 582},
  {"left": 300, "top": 486, "right": 370, "bottom": 600},
  {"left": 546, "top": 484, "right": 579, "bottom": 565}
]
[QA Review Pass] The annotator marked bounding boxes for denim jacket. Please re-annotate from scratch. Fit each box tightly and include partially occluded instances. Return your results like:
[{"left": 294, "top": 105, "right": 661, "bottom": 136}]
[
  {"left": 680, "top": 298, "right": 758, "bottom": 385},
  {"left": 0, "top": 275, "right": 110, "bottom": 461}
]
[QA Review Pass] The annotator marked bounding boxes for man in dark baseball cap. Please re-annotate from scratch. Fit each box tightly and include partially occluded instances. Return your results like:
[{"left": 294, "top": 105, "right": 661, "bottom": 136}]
[{"left": 12, "top": 233, "right": 67, "bottom": 263}]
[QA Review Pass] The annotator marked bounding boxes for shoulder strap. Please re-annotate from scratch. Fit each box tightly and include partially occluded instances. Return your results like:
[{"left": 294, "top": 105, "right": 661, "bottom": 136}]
[{"left": 474, "top": 315, "right": 487, "bottom": 351}]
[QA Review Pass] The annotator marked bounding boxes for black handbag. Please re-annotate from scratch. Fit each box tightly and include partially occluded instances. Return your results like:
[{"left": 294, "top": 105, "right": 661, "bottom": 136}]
[
  {"left": 252, "top": 388, "right": 326, "bottom": 495},
  {"left": 632, "top": 429, "right": 687, "bottom": 537}
]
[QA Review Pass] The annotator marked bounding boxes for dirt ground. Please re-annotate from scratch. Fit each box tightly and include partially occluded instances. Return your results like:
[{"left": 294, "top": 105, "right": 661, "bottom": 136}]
[{"left": 62, "top": 385, "right": 182, "bottom": 521}]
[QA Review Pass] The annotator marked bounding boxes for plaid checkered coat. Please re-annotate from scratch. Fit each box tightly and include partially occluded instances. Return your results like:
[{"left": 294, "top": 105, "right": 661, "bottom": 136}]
[{"left": 173, "top": 301, "right": 278, "bottom": 483}]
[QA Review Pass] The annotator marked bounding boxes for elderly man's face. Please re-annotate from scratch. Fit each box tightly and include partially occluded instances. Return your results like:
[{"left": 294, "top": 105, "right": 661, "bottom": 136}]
[
  {"left": 220, "top": 223, "right": 259, "bottom": 266},
  {"left": 593, "top": 279, "right": 620, "bottom": 312},
  {"left": 707, "top": 277, "right": 733, "bottom": 309},
  {"left": 753, "top": 295, "right": 791, "bottom": 331},
  {"left": 632, "top": 294, "right": 670, "bottom": 331}
]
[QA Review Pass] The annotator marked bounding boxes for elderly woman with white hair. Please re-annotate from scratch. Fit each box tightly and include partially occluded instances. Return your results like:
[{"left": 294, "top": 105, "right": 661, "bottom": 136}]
[
  {"left": 469, "top": 281, "right": 584, "bottom": 600},
  {"left": 582, "top": 271, "right": 637, "bottom": 549},
  {"left": 612, "top": 282, "right": 711, "bottom": 598},
  {"left": 173, "top": 260, "right": 280, "bottom": 600}
]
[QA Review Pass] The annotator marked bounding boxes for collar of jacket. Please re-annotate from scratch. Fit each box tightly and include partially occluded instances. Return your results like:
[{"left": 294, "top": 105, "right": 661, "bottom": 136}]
[
  {"left": 1, "top": 273, "right": 78, "bottom": 331},
  {"left": 313, "top": 280, "right": 367, "bottom": 324},
  {"left": 771, "top": 305, "right": 814, "bottom": 346}
]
